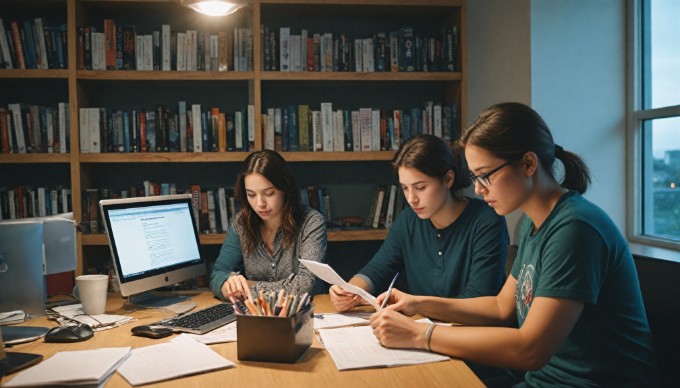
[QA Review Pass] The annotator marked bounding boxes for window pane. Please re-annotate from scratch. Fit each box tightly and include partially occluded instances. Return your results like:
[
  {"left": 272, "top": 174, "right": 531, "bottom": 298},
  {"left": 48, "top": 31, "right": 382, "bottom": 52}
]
[
  {"left": 642, "top": 0, "right": 680, "bottom": 109},
  {"left": 642, "top": 117, "right": 680, "bottom": 241}
]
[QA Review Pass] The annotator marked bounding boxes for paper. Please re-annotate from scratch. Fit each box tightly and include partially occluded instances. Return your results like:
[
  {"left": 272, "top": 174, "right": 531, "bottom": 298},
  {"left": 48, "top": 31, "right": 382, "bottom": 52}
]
[
  {"left": 317, "top": 325, "right": 449, "bottom": 370},
  {"left": 175, "top": 321, "right": 238, "bottom": 344},
  {"left": 0, "top": 310, "right": 27, "bottom": 325},
  {"left": 117, "top": 335, "right": 234, "bottom": 386},
  {"left": 299, "top": 259, "right": 377, "bottom": 307},
  {"left": 3, "top": 347, "right": 131, "bottom": 387},
  {"left": 51, "top": 304, "right": 134, "bottom": 330},
  {"left": 314, "top": 312, "right": 371, "bottom": 330}
]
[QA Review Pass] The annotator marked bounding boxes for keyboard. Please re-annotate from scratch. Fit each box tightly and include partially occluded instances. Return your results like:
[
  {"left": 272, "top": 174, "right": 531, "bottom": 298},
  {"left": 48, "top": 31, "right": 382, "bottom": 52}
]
[{"left": 152, "top": 303, "right": 236, "bottom": 334}]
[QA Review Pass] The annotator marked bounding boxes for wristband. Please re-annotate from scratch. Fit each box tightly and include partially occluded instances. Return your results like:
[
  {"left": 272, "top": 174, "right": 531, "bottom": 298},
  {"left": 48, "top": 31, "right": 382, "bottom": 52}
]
[{"left": 424, "top": 323, "right": 436, "bottom": 352}]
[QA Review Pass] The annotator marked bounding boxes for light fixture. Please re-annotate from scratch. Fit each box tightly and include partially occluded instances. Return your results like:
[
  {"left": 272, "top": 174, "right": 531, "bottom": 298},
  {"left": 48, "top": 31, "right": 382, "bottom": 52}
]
[{"left": 180, "top": 0, "right": 247, "bottom": 16}]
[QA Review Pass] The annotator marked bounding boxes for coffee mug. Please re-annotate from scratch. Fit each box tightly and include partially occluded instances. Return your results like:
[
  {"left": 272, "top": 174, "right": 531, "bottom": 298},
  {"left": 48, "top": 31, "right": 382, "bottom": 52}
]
[{"left": 74, "top": 274, "right": 109, "bottom": 315}]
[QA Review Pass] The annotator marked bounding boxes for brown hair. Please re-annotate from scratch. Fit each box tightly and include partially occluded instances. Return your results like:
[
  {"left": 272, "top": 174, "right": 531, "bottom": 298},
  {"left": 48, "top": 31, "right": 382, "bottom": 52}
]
[
  {"left": 460, "top": 102, "right": 591, "bottom": 194},
  {"left": 392, "top": 134, "right": 471, "bottom": 201},
  {"left": 234, "top": 150, "right": 302, "bottom": 255}
]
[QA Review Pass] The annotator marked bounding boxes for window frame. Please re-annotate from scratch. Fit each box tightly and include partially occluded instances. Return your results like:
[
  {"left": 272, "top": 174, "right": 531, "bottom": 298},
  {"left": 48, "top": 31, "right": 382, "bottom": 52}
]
[{"left": 627, "top": 0, "right": 680, "bottom": 250}]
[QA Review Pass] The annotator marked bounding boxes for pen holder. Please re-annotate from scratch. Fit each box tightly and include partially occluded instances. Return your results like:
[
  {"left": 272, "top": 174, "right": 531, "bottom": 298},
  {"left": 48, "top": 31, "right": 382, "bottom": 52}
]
[{"left": 236, "top": 304, "right": 313, "bottom": 363}]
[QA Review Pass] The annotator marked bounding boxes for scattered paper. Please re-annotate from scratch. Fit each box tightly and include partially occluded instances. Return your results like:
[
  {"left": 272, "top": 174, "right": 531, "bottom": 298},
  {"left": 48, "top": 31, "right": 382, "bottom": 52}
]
[
  {"left": 3, "top": 347, "right": 131, "bottom": 387},
  {"left": 299, "top": 260, "right": 377, "bottom": 307},
  {"left": 174, "top": 321, "right": 237, "bottom": 344},
  {"left": 317, "top": 325, "right": 449, "bottom": 370},
  {"left": 51, "top": 304, "right": 134, "bottom": 331},
  {"left": 314, "top": 312, "right": 371, "bottom": 330},
  {"left": 117, "top": 335, "right": 234, "bottom": 386}
]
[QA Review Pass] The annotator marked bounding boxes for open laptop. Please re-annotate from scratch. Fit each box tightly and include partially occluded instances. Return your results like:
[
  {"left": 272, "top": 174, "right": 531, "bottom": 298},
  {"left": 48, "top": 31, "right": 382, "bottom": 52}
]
[{"left": 0, "top": 221, "right": 47, "bottom": 316}]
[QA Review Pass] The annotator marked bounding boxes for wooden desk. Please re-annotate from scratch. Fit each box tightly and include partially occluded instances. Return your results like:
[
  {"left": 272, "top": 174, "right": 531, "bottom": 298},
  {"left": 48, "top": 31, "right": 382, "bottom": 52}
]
[{"left": 2, "top": 293, "right": 483, "bottom": 387}]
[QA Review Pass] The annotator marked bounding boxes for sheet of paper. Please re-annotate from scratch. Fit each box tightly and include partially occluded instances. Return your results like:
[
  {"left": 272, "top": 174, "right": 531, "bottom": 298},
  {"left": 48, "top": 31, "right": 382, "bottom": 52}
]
[
  {"left": 174, "top": 321, "right": 237, "bottom": 344},
  {"left": 314, "top": 312, "right": 371, "bottom": 330},
  {"left": 317, "top": 325, "right": 449, "bottom": 370},
  {"left": 117, "top": 335, "right": 234, "bottom": 386},
  {"left": 299, "top": 259, "right": 377, "bottom": 307},
  {"left": 3, "top": 347, "right": 131, "bottom": 387},
  {"left": 52, "top": 304, "right": 134, "bottom": 330}
]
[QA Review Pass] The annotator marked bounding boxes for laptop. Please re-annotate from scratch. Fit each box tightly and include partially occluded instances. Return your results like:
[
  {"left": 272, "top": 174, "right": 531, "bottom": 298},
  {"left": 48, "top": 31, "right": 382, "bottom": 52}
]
[{"left": 0, "top": 221, "right": 47, "bottom": 316}]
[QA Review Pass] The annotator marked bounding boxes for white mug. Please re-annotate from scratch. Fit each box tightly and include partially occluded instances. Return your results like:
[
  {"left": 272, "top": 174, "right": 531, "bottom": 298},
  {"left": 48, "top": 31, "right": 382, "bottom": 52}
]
[{"left": 74, "top": 274, "right": 109, "bottom": 315}]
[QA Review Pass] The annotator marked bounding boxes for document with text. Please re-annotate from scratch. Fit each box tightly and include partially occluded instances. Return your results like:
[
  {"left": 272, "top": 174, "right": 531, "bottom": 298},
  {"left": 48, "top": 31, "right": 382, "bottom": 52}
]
[
  {"left": 317, "top": 325, "right": 449, "bottom": 370},
  {"left": 117, "top": 335, "right": 234, "bottom": 385},
  {"left": 299, "top": 259, "right": 377, "bottom": 307}
]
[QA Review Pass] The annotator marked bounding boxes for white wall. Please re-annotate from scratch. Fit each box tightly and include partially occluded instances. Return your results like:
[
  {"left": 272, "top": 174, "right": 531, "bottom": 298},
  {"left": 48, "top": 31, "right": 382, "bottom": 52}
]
[
  {"left": 467, "top": 0, "right": 627, "bottom": 242},
  {"left": 531, "top": 0, "right": 627, "bottom": 229}
]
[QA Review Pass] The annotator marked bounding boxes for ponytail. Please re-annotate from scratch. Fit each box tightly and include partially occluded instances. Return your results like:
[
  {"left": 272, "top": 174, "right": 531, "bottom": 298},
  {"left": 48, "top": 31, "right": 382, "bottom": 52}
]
[{"left": 555, "top": 146, "right": 591, "bottom": 194}]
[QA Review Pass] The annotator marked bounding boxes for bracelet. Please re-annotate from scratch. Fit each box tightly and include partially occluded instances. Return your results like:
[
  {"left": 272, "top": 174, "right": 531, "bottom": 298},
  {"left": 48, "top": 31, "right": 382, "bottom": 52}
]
[{"left": 424, "top": 323, "right": 436, "bottom": 352}]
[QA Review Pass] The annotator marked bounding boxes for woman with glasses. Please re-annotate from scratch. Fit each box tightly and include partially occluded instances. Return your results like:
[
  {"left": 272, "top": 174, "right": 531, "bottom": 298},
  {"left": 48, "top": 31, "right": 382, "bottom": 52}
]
[
  {"left": 330, "top": 134, "right": 509, "bottom": 312},
  {"left": 369, "top": 103, "right": 658, "bottom": 386}
]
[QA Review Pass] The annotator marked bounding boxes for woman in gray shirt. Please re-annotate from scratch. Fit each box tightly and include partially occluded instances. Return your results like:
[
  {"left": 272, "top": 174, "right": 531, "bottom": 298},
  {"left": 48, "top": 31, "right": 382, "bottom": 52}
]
[{"left": 210, "top": 150, "right": 327, "bottom": 300}]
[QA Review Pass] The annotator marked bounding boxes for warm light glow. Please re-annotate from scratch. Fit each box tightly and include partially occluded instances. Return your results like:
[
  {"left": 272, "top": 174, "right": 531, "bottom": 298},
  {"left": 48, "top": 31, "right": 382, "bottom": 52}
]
[
  {"left": 671, "top": 182, "right": 676, "bottom": 189},
  {"left": 181, "top": 0, "right": 246, "bottom": 16}
]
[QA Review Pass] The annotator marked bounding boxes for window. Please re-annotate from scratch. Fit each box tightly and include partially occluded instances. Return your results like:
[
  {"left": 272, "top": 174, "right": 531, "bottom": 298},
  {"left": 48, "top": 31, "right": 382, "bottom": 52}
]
[{"left": 631, "top": 0, "right": 680, "bottom": 247}]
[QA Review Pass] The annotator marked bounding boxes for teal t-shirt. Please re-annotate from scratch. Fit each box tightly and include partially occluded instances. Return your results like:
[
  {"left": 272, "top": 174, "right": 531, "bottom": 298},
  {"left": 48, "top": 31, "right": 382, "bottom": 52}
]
[
  {"left": 512, "top": 191, "right": 658, "bottom": 386},
  {"left": 358, "top": 197, "right": 508, "bottom": 297}
]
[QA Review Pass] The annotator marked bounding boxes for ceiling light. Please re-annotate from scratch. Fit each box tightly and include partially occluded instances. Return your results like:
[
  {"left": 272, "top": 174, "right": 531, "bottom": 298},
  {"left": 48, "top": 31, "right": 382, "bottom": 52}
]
[{"left": 180, "top": 0, "right": 247, "bottom": 17}]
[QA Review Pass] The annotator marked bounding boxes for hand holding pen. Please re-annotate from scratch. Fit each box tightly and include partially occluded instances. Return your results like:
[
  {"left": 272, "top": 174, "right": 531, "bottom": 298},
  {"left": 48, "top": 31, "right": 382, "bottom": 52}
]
[{"left": 379, "top": 272, "right": 399, "bottom": 310}]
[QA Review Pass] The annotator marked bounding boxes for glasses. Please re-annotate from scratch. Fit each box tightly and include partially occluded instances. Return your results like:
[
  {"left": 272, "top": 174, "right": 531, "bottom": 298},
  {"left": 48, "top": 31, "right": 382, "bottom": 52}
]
[{"left": 469, "top": 159, "right": 517, "bottom": 187}]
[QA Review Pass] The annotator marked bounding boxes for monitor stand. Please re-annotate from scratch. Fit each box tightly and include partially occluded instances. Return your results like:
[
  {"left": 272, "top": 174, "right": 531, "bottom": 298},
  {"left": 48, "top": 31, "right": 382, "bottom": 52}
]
[{"left": 128, "top": 291, "right": 195, "bottom": 308}]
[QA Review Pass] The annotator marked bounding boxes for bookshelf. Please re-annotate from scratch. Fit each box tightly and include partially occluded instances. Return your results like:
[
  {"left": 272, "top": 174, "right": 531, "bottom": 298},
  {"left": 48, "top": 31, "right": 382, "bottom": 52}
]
[{"left": 0, "top": 0, "right": 466, "bottom": 276}]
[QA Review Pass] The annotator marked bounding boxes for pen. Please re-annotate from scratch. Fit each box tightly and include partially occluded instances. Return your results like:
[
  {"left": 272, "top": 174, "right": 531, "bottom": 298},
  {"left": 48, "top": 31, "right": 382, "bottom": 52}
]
[{"left": 379, "top": 272, "right": 400, "bottom": 310}]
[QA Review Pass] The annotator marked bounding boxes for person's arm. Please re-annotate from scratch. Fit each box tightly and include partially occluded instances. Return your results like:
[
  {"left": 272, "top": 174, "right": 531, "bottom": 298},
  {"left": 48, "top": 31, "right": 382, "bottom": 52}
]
[
  {"left": 209, "top": 224, "right": 245, "bottom": 300},
  {"left": 371, "top": 293, "right": 584, "bottom": 371},
  {"left": 330, "top": 214, "right": 405, "bottom": 311},
  {"left": 458, "top": 207, "right": 508, "bottom": 298}
]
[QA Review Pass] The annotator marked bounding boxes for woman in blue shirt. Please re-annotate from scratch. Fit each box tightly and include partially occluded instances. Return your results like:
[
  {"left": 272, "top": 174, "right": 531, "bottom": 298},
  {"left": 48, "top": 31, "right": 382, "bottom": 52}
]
[
  {"left": 370, "top": 103, "right": 658, "bottom": 386},
  {"left": 331, "top": 134, "right": 508, "bottom": 312}
]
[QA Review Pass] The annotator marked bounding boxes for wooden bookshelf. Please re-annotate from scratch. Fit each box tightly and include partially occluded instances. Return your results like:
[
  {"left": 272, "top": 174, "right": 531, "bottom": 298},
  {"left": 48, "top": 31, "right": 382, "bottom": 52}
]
[{"left": 0, "top": 0, "right": 466, "bottom": 275}]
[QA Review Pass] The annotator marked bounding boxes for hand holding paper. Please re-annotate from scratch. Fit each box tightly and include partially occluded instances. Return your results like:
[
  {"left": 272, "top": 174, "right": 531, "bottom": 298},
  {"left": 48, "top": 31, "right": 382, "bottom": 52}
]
[{"left": 299, "top": 260, "right": 377, "bottom": 307}]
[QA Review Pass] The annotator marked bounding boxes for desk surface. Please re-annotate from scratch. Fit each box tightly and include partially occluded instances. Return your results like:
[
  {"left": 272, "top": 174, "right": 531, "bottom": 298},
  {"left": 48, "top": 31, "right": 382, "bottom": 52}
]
[{"left": 2, "top": 292, "right": 483, "bottom": 387}]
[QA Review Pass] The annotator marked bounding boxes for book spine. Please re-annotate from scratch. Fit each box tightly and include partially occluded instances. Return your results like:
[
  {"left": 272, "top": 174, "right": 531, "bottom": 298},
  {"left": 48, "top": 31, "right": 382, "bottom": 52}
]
[{"left": 320, "top": 102, "right": 333, "bottom": 152}]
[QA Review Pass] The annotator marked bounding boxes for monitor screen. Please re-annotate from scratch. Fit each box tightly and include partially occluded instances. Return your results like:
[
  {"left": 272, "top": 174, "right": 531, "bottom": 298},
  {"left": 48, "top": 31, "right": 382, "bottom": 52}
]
[{"left": 100, "top": 194, "right": 206, "bottom": 307}]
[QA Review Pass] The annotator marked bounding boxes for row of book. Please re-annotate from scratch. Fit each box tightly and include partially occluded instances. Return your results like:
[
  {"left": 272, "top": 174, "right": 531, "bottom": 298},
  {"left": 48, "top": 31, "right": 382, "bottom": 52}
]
[
  {"left": 78, "top": 20, "right": 253, "bottom": 71},
  {"left": 82, "top": 183, "right": 239, "bottom": 235},
  {"left": 80, "top": 183, "right": 334, "bottom": 235},
  {"left": 262, "top": 25, "right": 458, "bottom": 73},
  {"left": 366, "top": 184, "right": 406, "bottom": 230},
  {"left": 0, "top": 185, "right": 72, "bottom": 220},
  {"left": 1, "top": 103, "right": 71, "bottom": 154},
  {"left": 78, "top": 104, "right": 254, "bottom": 153},
  {"left": 0, "top": 18, "right": 68, "bottom": 70},
  {"left": 261, "top": 101, "right": 459, "bottom": 153}
]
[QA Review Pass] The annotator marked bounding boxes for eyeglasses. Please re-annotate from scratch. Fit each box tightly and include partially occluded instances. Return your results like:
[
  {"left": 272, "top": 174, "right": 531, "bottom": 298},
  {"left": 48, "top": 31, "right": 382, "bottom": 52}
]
[{"left": 469, "top": 159, "right": 517, "bottom": 188}]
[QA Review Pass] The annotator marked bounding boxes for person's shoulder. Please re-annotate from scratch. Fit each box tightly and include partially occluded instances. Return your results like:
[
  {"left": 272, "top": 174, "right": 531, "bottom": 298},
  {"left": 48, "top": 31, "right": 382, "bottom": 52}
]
[{"left": 300, "top": 206, "right": 326, "bottom": 226}]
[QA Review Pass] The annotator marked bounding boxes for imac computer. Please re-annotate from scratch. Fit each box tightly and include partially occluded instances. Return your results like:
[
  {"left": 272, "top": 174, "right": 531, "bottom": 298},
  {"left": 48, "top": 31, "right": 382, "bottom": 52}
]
[{"left": 99, "top": 194, "right": 206, "bottom": 307}]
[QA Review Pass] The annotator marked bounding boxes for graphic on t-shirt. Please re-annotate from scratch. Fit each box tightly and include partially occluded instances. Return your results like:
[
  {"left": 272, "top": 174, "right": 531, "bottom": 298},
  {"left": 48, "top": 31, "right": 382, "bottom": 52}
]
[{"left": 516, "top": 263, "right": 535, "bottom": 320}]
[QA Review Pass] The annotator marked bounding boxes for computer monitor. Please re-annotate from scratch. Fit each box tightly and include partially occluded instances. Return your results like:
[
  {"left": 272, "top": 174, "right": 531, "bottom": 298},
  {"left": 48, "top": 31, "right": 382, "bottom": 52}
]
[{"left": 99, "top": 194, "right": 206, "bottom": 307}]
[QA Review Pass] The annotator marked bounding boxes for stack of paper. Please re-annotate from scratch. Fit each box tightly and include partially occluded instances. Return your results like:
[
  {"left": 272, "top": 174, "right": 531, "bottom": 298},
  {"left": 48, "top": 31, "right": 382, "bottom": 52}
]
[
  {"left": 2, "top": 347, "right": 131, "bottom": 387},
  {"left": 117, "top": 335, "right": 234, "bottom": 385},
  {"left": 317, "top": 325, "right": 449, "bottom": 370}
]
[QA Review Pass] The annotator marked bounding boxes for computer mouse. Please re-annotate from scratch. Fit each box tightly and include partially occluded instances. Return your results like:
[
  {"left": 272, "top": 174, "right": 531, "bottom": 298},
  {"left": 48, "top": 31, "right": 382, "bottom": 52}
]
[
  {"left": 44, "top": 323, "right": 94, "bottom": 343},
  {"left": 131, "top": 325, "right": 173, "bottom": 339}
]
